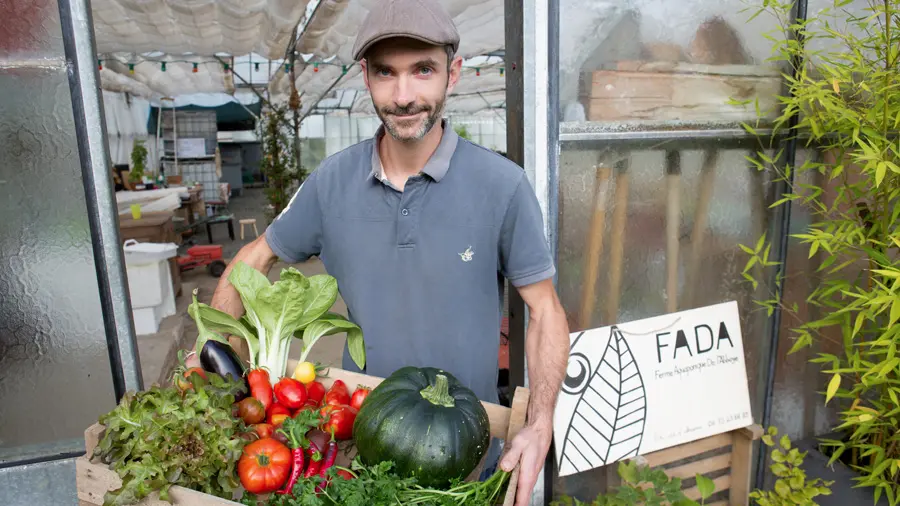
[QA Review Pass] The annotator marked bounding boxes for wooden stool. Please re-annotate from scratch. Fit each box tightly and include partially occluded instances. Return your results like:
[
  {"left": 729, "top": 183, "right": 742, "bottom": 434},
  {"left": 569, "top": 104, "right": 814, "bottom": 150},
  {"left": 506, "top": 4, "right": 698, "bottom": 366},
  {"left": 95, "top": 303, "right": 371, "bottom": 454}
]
[{"left": 239, "top": 218, "right": 259, "bottom": 240}]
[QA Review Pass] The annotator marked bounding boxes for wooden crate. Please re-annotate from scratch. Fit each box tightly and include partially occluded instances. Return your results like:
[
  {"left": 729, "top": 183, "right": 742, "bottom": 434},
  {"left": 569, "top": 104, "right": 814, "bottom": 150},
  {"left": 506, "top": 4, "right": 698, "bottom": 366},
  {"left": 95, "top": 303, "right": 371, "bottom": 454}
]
[
  {"left": 580, "top": 61, "right": 782, "bottom": 122},
  {"left": 630, "top": 424, "right": 763, "bottom": 505},
  {"left": 76, "top": 367, "right": 528, "bottom": 506}
]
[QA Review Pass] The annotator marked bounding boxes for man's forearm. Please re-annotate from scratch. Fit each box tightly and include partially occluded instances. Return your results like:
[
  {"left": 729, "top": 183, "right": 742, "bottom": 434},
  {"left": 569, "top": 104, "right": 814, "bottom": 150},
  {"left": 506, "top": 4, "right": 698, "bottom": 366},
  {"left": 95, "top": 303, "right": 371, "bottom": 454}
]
[{"left": 524, "top": 298, "right": 569, "bottom": 429}]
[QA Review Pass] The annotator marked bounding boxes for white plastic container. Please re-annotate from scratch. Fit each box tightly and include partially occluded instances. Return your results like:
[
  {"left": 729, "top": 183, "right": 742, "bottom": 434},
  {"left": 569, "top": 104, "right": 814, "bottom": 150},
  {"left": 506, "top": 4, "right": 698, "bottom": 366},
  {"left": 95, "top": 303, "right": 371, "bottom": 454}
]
[{"left": 123, "top": 240, "right": 178, "bottom": 335}]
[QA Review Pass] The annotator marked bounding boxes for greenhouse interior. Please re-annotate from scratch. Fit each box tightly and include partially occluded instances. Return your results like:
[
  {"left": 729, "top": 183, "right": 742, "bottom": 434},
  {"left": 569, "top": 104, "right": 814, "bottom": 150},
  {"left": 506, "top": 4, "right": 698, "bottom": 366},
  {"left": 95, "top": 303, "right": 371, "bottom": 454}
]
[{"left": 2, "top": 0, "right": 899, "bottom": 505}]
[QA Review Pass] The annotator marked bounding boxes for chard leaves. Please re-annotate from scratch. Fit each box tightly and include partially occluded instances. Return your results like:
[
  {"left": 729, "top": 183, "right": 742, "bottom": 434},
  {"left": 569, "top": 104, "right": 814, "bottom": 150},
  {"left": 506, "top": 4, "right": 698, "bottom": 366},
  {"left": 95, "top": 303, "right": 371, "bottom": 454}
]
[{"left": 191, "top": 261, "right": 364, "bottom": 381}]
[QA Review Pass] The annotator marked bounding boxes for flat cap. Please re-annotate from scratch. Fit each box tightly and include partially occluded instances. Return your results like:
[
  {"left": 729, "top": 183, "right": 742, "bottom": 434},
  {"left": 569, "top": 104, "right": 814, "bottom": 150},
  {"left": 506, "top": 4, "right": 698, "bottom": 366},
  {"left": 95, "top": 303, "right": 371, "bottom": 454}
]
[{"left": 351, "top": 0, "right": 460, "bottom": 62}]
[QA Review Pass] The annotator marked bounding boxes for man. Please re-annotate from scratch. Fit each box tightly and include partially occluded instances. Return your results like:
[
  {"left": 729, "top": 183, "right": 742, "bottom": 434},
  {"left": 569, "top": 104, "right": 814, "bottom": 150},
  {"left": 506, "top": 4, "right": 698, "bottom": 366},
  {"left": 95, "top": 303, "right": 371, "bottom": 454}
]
[{"left": 198, "top": 0, "right": 569, "bottom": 503}]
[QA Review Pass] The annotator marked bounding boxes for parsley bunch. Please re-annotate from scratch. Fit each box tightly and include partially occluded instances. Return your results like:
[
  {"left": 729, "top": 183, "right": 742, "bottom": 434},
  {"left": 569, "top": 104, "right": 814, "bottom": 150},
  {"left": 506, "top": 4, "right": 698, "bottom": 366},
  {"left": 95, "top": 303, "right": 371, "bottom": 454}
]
[
  {"left": 93, "top": 372, "right": 249, "bottom": 506},
  {"left": 258, "top": 458, "right": 510, "bottom": 506}
]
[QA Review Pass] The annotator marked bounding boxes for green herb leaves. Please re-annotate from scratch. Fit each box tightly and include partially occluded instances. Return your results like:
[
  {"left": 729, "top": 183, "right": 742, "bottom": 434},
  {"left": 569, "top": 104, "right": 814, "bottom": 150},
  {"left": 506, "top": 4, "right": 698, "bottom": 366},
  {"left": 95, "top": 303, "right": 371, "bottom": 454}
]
[{"left": 94, "top": 373, "right": 249, "bottom": 506}]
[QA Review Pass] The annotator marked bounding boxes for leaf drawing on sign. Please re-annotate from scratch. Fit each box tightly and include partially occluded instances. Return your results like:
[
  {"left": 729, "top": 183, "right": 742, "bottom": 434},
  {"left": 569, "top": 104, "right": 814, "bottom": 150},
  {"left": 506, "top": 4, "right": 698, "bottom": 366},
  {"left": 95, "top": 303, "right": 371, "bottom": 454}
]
[{"left": 559, "top": 326, "right": 647, "bottom": 474}]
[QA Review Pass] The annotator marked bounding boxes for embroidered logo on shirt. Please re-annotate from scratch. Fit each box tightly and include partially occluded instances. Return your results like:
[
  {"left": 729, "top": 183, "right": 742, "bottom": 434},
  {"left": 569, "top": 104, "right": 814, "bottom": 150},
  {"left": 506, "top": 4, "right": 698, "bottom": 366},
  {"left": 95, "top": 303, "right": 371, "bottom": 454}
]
[{"left": 459, "top": 246, "right": 475, "bottom": 262}]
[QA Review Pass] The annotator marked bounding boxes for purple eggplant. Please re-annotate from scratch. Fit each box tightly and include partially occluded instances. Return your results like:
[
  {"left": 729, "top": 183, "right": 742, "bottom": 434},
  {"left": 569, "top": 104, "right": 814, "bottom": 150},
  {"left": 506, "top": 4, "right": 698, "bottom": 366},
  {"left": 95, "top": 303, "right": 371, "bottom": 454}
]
[{"left": 200, "top": 340, "right": 248, "bottom": 399}]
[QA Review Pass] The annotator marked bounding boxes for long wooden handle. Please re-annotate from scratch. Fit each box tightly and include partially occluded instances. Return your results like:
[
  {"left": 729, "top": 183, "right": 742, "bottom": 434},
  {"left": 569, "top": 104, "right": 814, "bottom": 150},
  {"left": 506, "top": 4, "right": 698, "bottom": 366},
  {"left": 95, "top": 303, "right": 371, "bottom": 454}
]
[
  {"left": 685, "top": 150, "right": 718, "bottom": 307},
  {"left": 578, "top": 165, "right": 612, "bottom": 330},
  {"left": 605, "top": 160, "right": 630, "bottom": 324},
  {"left": 665, "top": 151, "right": 681, "bottom": 313}
]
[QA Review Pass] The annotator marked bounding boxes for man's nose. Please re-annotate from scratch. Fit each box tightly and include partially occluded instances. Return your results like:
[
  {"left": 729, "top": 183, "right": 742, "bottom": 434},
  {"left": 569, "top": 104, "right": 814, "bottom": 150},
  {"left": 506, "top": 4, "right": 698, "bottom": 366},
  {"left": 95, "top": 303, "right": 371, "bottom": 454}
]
[{"left": 393, "top": 76, "right": 415, "bottom": 107}]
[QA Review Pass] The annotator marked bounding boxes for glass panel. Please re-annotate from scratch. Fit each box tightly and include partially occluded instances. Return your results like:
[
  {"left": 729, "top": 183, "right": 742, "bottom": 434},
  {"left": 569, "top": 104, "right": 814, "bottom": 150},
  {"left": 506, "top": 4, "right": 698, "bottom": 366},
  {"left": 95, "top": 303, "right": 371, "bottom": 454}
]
[
  {"left": 0, "top": 0, "right": 116, "bottom": 462},
  {"left": 554, "top": 0, "right": 788, "bottom": 499}
]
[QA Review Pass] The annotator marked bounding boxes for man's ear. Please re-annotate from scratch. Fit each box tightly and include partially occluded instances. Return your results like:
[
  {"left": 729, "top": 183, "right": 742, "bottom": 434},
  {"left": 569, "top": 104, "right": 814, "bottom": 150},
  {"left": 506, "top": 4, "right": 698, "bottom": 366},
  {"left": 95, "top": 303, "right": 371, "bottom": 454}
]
[
  {"left": 361, "top": 59, "right": 371, "bottom": 90},
  {"left": 446, "top": 56, "right": 463, "bottom": 94}
]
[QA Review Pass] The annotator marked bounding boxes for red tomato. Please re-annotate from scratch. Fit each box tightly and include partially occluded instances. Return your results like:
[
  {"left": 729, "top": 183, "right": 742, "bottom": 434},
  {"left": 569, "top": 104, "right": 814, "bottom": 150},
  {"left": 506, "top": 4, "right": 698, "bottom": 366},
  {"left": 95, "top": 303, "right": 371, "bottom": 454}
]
[
  {"left": 307, "top": 381, "right": 327, "bottom": 405},
  {"left": 247, "top": 369, "right": 274, "bottom": 411},
  {"left": 238, "top": 438, "right": 292, "bottom": 494},
  {"left": 319, "top": 404, "right": 358, "bottom": 440},
  {"left": 252, "top": 423, "right": 275, "bottom": 439},
  {"left": 267, "top": 403, "right": 292, "bottom": 426},
  {"left": 274, "top": 377, "right": 308, "bottom": 410},
  {"left": 350, "top": 386, "right": 371, "bottom": 411},
  {"left": 294, "top": 400, "right": 319, "bottom": 417},
  {"left": 336, "top": 469, "right": 355, "bottom": 480},
  {"left": 324, "top": 380, "right": 351, "bottom": 406}
]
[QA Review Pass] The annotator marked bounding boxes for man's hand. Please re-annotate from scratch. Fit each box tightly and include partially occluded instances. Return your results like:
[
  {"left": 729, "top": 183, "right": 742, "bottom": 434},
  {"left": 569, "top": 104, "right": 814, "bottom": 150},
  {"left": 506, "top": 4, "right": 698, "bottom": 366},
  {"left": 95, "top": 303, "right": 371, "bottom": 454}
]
[{"left": 499, "top": 420, "right": 553, "bottom": 506}]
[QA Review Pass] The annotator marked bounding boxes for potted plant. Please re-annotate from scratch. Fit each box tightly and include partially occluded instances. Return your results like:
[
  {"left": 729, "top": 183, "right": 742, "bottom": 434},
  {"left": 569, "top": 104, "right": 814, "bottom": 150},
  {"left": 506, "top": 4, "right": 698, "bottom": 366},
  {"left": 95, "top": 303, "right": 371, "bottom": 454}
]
[
  {"left": 257, "top": 104, "right": 300, "bottom": 224},
  {"left": 129, "top": 138, "right": 148, "bottom": 187},
  {"left": 740, "top": 0, "right": 900, "bottom": 503}
]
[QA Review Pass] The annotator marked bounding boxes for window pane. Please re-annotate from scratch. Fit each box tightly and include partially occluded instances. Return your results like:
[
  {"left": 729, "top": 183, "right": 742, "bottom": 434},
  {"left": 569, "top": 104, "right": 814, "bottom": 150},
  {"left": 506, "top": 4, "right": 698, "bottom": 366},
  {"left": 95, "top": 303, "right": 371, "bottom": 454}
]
[{"left": 0, "top": 0, "right": 116, "bottom": 462}]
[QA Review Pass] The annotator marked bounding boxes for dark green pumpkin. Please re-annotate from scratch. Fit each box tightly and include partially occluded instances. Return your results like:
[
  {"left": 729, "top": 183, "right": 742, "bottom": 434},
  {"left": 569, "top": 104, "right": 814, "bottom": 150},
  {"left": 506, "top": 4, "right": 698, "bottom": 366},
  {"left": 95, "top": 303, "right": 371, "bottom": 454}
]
[{"left": 352, "top": 366, "right": 491, "bottom": 487}]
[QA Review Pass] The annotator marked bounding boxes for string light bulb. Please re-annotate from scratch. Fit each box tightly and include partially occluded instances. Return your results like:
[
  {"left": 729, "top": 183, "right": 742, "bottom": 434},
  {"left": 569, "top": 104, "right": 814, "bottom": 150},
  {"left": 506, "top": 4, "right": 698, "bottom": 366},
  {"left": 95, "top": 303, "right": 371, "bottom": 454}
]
[
  {"left": 128, "top": 63, "right": 135, "bottom": 74},
  {"left": 254, "top": 62, "right": 260, "bottom": 71},
  {"left": 98, "top": 59, "right": 103, "bottom": 70},
  {"left": 192, "top": 62, "right": 198, "bottom": 73},
  {"left": 223, "top": 63, "right": 231, "bottom": 73},
  {"left": 342, "top": 65, "right": 347, "bottom": 75},
  {"left": 284, "top": 63, "right": 291, "bottom": 74},
  {"left": 500, "top": 67, "right": 504, "bottom": 76},
  {"left": 161, "top": 62, "right": 167, "bottom": 72},
  {"left": 313, "top": 63, "right": 319, "bottom": 72},
  {"left": 475, "top": 68, "right": 480, "bottom": 77}
]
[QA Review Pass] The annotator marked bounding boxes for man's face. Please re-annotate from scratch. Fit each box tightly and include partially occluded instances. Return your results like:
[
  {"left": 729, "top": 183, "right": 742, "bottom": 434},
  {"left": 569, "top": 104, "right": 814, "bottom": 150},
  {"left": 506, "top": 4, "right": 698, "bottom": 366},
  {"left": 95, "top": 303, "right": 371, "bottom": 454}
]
[{"left": 362, "top": 38, "right": 462, "bottom": 142}]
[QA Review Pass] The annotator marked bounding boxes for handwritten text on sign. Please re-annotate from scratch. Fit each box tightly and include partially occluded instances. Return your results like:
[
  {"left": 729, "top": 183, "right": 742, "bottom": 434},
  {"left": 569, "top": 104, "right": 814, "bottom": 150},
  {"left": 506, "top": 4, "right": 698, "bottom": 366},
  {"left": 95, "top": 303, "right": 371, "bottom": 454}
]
[{"left": 553, "top": 301, "right": 752, "bottom": 477}]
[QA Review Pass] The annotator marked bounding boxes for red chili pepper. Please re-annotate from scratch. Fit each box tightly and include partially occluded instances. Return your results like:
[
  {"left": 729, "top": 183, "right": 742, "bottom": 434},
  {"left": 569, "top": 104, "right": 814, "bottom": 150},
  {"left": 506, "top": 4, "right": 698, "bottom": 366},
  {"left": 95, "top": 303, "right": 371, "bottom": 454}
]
[
  {"left": 315, "top": 439, "right": 340, "bottom": 493},
  {"left": 275, "top": 447, "right": 306, "bottom": 495},
  {"left": 303, "top": 441, "right": 323, "bottom": 479}
]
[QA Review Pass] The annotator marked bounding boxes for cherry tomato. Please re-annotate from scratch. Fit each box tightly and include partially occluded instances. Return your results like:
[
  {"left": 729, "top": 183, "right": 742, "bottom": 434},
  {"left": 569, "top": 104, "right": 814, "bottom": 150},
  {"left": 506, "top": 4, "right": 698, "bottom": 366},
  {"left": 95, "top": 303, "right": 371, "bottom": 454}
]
[
  {"left": 237, "top": 438, "right": 291, "bottom": 494},
  {"left": 319, "top": 404, "right": 357, "bottom": 441},
  {"left": 252, "top": 423, "right": 275, "bottom": 439},
  {"left": 349, "top": 386, "right": 371, "bottom": 411},
  {"left": 324, "top": 380, "right": 351, "bottom": 406},
  {"left": 174, "top": 367, "right": 207, "bottom": 391},
  {"left": 273, "top": 377, "right": 308, "bottom": 410},
  {"left": 307, "top": 381, "right": 327, "bottom": 405},
  {"left": 247, "top": 369, "right": 274, "bottom": 411},
  {"left": 294, "top": 399, "right": 319, "bottom": 417},
  {"left": 236, "top": 397, "right": 266, "bottom": 425},
  {"left": 292, "top": 361, "right": 318, "bottom": 385},
  {"left": 267, "top": 403, "right": 292, "bottom": 426}
]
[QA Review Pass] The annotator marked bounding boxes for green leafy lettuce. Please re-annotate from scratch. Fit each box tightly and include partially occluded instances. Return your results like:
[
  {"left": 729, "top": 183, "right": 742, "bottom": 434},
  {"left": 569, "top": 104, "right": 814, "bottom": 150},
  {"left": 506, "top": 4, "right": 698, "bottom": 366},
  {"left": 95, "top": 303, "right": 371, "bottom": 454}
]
[
  {"left": 94, "top": 373, "right": 248, "bottom": 506},
  {"left": 188, "top": 261, "right": 365, "bottom": 382}
]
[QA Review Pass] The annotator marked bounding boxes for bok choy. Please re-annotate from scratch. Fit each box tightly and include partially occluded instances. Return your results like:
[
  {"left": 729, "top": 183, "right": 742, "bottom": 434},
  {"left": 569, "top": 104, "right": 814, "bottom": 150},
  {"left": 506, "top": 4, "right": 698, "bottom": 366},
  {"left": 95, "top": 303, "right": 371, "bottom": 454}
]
[{"left": 188, "top": 261, "right": 365, "bottom": 384}]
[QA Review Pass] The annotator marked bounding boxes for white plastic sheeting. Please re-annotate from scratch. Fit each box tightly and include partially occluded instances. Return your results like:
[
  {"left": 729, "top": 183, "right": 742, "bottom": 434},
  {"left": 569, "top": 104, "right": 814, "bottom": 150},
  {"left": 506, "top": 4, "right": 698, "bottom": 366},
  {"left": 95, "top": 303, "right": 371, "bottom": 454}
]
[
  {"left": 94, "top": 0, "right": 507, "bottom": 115},
  {"left": 102, "top": 90, "right": 161, "bottom": 169},
  {"left": 92, "top": 0, "right": 312, "bottom": 58}
]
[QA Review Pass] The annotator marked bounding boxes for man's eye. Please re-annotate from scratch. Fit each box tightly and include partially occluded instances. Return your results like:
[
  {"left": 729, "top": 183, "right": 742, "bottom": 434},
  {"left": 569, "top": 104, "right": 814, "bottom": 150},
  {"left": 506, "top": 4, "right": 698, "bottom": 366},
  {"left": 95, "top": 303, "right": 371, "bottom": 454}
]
[
  {"left": 377, "top": 69, "right": 391, "bottom": 77},
  {"left": 418, "top": 67, "right": 433, "bottom": 75}
]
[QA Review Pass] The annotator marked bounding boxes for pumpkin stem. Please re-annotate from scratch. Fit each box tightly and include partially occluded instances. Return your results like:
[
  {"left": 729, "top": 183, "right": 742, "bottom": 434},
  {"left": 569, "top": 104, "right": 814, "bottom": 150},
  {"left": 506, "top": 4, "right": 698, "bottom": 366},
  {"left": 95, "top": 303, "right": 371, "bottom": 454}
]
[{"left": 420, "top": 374, "right": 455, "bottom": 407}]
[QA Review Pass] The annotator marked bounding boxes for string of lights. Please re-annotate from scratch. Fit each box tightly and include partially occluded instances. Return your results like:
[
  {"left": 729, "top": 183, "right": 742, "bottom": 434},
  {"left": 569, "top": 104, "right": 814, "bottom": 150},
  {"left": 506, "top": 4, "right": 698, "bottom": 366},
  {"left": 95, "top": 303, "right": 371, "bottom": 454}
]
[{"left": 97, "top": 57, "right": 504, "bottom": 76}]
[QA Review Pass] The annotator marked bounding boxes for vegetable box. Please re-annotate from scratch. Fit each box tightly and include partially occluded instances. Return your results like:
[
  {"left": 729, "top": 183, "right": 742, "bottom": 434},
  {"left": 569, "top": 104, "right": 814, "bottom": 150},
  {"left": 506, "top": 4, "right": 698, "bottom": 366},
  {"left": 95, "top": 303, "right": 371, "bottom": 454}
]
[{"left": 75, "top": 365, "right": 529, "bottom": 506}]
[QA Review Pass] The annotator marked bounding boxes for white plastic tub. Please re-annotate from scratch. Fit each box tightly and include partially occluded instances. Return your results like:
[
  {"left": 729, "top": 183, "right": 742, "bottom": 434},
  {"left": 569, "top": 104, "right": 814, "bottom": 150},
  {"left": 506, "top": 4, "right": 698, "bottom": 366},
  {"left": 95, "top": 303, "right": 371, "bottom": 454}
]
[{"left": 123, "top": 240, "right": 178, "bottom": 335}]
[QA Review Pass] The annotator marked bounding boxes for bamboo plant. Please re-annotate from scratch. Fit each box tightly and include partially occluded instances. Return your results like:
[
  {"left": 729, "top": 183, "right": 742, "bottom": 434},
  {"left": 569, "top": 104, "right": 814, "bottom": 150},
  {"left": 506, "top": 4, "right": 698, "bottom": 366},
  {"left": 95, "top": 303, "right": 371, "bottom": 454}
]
[{"left": 739, "top": 0, "right": 900, "bottom": 503}]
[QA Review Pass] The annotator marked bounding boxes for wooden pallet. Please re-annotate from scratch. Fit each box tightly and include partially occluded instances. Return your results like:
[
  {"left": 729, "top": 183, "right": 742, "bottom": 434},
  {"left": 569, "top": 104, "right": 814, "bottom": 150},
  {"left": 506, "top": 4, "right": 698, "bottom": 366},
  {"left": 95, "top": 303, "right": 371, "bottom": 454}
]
[
  {"left": 76, "top": 366, "right": 528, "bottom": 506},
  {"left": 631, "top": 424, "right": 763, "bottom": 505},
  {"left": 580, "top": 61, "right": 782, "bottom": 122}
]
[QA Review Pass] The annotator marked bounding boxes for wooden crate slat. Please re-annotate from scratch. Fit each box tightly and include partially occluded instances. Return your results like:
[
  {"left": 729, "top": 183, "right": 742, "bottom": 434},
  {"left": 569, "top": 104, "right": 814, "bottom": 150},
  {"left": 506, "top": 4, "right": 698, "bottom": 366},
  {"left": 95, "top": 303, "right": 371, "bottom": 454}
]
[
  {"left": 502, "top": 387, "right": 531, "bottom": 506},
  {"left": 665, "top": 452, "right": 732, "bottom": 480},
  {"left": 641, "top": 433, "right": 733, "bottom": 468},
  {"left": 683, "top": 474, "right": 732, "bottom": 501}
]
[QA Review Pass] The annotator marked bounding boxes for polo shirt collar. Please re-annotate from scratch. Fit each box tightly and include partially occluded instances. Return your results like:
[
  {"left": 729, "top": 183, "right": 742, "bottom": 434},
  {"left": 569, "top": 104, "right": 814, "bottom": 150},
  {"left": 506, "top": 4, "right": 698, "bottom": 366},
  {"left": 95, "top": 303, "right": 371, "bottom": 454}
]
[{"left": 370, "top": 119, "right": 459, "bottom": 184}]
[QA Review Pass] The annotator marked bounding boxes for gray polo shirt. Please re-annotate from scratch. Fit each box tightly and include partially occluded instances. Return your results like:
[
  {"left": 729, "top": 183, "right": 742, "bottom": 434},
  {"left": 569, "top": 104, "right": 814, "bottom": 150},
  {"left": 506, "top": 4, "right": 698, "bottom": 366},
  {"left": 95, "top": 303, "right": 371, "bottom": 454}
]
[{"left": 265, "top": 121, "right": 555, "bottom": 402}]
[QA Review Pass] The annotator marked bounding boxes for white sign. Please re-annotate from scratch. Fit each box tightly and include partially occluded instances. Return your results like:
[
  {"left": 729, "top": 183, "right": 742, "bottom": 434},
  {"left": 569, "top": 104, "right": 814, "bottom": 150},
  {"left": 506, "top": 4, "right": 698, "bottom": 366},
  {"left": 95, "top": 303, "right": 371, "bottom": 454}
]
[
  {"left": 553, "top": 301, "right": 752, "bottom": 477},
  {"left": 176, "top": 138, "right": 207, "bottom": 158}
]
